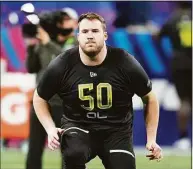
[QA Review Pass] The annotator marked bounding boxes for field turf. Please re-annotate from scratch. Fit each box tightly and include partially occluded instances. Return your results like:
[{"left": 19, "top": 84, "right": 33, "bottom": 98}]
[{"left": 1, "top": 148, "right": 191, "bottom": 169}]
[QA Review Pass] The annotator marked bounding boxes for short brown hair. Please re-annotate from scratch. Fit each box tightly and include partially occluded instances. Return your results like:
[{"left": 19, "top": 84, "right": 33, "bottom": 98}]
[{"left": 78, "top": 12, "right": 106, "bottom": 31}]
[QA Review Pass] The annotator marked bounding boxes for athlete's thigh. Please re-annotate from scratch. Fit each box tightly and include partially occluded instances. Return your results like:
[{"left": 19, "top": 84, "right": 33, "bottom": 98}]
[
  {"left": 98, "top": 128, "right": 136, "bottom": 169},
  {"left": 60, "top": 122, "right": 96, "bottom": 168}
]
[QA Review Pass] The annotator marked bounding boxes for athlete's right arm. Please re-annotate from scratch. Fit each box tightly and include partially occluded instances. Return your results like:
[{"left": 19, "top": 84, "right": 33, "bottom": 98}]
[
  {"left": 33, "top": 89, "right": 63, "bottom": 150},
  {"left": 33, "top": 53, "right": 65, "bottom": 150},
  {"left": 33, "top": 89, "right": 55, "bottom": 133}
]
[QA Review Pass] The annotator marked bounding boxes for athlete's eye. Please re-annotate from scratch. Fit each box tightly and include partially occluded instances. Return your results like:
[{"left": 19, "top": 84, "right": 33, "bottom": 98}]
[
  {"left": 92, "top": 29, "right": 99, "bottom": 33},
  {"left": 82, "top": 30, "right": 88, "bottom": 33}
]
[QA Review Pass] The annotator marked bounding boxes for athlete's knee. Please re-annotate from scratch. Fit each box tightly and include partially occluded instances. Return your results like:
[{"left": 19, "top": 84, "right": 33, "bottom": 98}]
[
  {"left": 108, "top": 150, "right": 136, "bottom": 169},
  {"left": 64, "top": 147, "right": 87, "bottom": 163},
  {"left": 68, "top": 149, "right": 85, "bottom": 159}
]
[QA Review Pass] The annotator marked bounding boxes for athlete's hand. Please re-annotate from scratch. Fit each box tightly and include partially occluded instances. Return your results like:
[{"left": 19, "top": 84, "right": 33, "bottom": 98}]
[
  {"left": 146, "top": 141, "right": 163, "bottom": 161},
  {"left": 47, "top": 127, "right": 64, "bottom": 151}
]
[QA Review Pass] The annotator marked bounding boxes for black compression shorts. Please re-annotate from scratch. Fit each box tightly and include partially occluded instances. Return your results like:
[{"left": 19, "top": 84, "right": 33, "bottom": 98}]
[{"left": 60, "top": 122, "right": 136, "bottom": 169}]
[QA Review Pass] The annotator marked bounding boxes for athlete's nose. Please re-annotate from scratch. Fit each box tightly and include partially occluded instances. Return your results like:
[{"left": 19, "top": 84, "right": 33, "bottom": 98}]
[{"left": 87, "top": 31, "right": 94, "bottom": 39}]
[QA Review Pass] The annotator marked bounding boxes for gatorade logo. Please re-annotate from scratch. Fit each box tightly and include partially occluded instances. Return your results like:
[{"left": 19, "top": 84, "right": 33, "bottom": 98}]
[
  {"left": 1, "top": 86, "right": 34, "bottom": 139},
  {"left": 1, "top": 92, "right": 29, "bottom": 125}
]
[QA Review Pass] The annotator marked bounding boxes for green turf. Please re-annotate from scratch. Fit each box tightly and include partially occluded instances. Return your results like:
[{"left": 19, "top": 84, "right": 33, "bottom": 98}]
[{"left": 1, "top": 149, "right": 191, "bottom": 169}]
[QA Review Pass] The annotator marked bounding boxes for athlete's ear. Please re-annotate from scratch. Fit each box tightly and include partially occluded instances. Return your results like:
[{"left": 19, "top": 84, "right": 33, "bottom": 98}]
[{"left": 104, "top": 32, "right": 108, "bottom": 40}]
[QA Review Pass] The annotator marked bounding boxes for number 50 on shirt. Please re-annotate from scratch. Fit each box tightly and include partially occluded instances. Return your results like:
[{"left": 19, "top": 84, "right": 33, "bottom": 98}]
[{"left": 78, "top": 83, "right": 112, "bottom": 111}]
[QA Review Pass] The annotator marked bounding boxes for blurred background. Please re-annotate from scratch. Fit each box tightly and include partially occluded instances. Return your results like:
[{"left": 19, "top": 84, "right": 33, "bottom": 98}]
[{"left": 0, "top": 1, "right": 192, "bottom": 169}]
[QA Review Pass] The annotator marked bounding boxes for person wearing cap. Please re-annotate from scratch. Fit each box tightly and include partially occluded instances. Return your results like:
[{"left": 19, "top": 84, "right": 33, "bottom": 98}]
[
  {"left": 25, "top": 7, "right": 78, "bottom": 169},
  {"left": 55, "top": 7, "right": 78, "bottom": 51}
]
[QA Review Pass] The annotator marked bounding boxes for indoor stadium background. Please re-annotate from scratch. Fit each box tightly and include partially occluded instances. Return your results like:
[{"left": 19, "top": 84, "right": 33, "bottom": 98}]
[{"left": 0, "top": 1, "right": 191, "bottom": 169}]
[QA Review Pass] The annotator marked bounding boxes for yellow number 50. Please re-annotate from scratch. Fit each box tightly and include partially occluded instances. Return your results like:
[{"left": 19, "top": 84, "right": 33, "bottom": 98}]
[{"left": 78, "top": 83, "right": 112, "bottom": 111}]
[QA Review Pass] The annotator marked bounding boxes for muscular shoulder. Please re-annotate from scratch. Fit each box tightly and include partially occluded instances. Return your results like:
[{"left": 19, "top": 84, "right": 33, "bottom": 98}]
[
  {"left": 107, "top": 46, "right": 138, "bottom": 69},
  {"left": 49, "top": 46, "right": 79, "bottom": 69},
  {"left": 58, "top": 46, "right": 79, "bottom": 62}
]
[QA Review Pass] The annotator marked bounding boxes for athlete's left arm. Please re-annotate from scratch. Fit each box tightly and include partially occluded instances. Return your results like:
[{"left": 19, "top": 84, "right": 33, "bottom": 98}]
[
  {"left": 142, "top": 91, "right": 159, "bottom": 144},
  {"left": 123, "top": 51, "right": 159, "bottom": 139},
  {"left": 123, "top": 51, "right": 162, "bottom": 160},
  {"left": 142, "top": 91, "right": 163, "bottom": 161}
]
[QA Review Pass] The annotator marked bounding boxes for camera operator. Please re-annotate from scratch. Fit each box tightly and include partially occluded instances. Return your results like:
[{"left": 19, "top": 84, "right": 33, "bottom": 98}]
[{"left": 25, "top": 8, "right": 78, "bottom": 169}]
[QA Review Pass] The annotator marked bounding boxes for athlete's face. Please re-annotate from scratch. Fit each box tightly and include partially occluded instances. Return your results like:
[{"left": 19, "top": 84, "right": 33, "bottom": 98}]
[{"left": 77, "top": 19, "right": 108, "bottom": 58}]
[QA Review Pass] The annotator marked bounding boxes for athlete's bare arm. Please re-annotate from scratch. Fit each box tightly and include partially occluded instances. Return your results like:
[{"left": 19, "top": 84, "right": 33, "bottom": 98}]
[{"left": 142, "top": 90, "right": 163, "bottom": 161}]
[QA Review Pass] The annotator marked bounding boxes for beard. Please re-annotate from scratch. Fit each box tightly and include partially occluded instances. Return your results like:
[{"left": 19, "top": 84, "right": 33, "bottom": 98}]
[{"left": 80, "top": 42, "right": 104, "bottom": 59}]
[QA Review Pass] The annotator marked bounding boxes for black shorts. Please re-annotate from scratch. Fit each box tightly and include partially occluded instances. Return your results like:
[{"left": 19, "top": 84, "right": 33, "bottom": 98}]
[
  {"left": 171, "top": 52, "right": 192, "bottom": 102},
  {"left": 171, "top": 69, "right": 192, "bottom": 102},
  {"left": 60, "top": 122, "right": 136, "bottom": 169}
]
